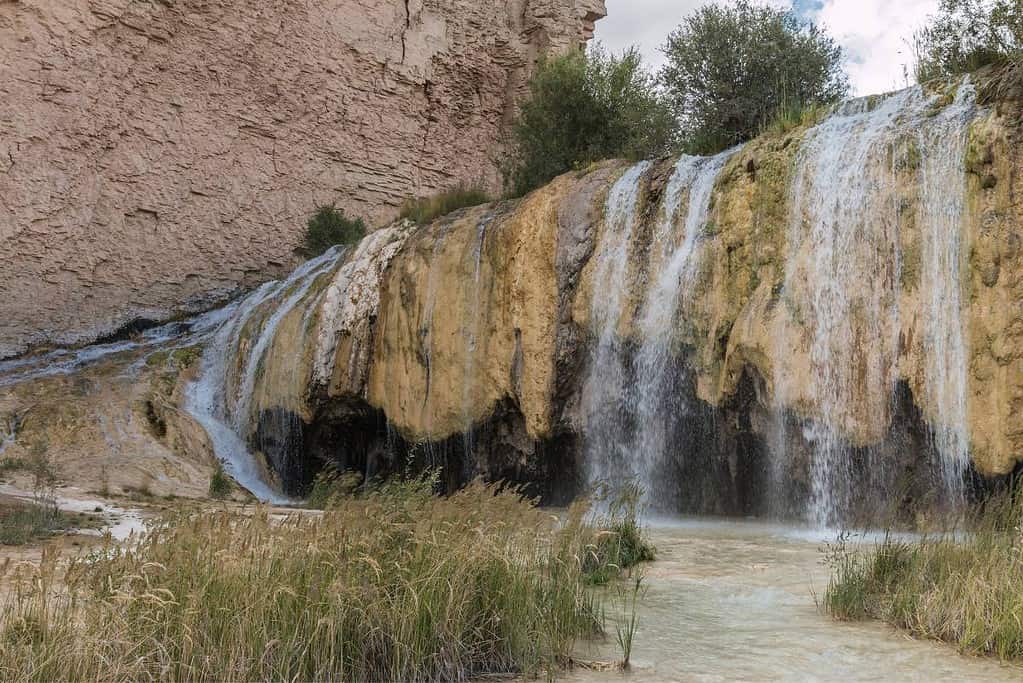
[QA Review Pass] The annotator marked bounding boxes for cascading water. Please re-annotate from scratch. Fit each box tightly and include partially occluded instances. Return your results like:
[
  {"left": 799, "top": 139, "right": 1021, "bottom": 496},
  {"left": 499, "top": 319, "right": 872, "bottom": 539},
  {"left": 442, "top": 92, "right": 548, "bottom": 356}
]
[
  {"left": 184, "top": 247, "right": 346, "bottom": 504},
  {"left": 582, "top": 161, "right": 652, "bottom": 488},
  {"left": 583, "top": 151, "right": 739, "bottom": 503},
  {"left": 461, "top": 216, "right": 493, "bottom": 460},
  {"left": 777, "top": 80, "right": 979, "bottom": 525},
  {"left": 632, "top": 149, "right": 740, "bottom": 502},
  {"left": 0, "top": 304, "right": 239, "bottom": 389},
  {"left": 779, "top": 90, "right": 912, "bottom": 525},
  {"left": 919, "top": 82, "right": 977, "bottom": 503}
]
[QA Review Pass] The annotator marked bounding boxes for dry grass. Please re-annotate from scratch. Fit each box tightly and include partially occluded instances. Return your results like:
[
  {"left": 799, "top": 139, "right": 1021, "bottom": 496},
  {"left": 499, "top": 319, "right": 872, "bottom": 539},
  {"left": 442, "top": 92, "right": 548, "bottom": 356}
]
[
  {"left": 398, "top": 184, "right": 491, "bottom": 225},
  {"left": 0, "top": 479, "right": 631, "bottom": 682},
  {"left": 824, "top": 488, "right": 1023, "bottom": 660},
  {"left": 0, "top": 500, "right": 74, "bottom": 547}
]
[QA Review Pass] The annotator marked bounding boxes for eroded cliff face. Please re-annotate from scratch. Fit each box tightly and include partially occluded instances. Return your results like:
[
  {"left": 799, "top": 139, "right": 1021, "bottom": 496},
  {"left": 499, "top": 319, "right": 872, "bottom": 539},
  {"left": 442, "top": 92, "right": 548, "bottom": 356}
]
[
  {"left": 184, "top": 70, "right": 1023, "bottom": 523},
  {"left": 0, "top": 0, "right": 605, "bottom": 358}
]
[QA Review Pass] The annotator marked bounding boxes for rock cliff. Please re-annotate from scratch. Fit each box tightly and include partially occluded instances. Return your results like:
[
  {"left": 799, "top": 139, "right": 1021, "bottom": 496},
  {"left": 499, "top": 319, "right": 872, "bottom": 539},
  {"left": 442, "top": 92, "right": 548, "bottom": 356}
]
[{"left": 0, "top": 0, "right": 606, "bottom": 358}]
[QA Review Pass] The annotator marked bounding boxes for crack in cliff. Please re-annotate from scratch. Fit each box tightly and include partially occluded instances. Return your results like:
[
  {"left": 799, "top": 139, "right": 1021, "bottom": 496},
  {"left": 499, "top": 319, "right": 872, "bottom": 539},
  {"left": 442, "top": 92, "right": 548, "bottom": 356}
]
[{"left": 401, "top": 0, "right": 411, "bottom": 64}]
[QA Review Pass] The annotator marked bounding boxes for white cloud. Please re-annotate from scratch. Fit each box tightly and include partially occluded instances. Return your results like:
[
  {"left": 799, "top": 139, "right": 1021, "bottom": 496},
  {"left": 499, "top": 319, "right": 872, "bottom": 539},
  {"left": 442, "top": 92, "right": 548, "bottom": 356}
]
[
  {"left": 593, "top": 0, "right": 940, "bottom": 96},
  {"left": 813, "top": 0, "right": 938, "bottom": 95}
]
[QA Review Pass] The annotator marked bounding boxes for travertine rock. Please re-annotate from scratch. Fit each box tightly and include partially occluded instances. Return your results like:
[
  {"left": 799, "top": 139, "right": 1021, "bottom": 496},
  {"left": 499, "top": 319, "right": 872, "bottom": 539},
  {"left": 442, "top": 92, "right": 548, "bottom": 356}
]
[{"left": 0, "top": 0, "right": 605, "bottom": 358}]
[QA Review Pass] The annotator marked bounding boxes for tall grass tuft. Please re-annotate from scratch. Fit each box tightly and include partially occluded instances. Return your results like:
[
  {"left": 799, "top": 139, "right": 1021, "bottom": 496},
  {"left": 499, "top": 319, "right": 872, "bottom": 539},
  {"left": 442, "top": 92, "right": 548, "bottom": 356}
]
[
  {"left": 398, "top": 184, "right": 491, "bottom": 225},
  {"left": 0, "top": 479, "right": 614, "bottom": 682},
  {"left": 823, "top": 486, "right": 1023, "bottom": 660},
  {"left": 583, "top": 482, "right": 656, "bottom": 586},
  {"left": 0, "top": 500, "right": 71, "bottom": 546}
]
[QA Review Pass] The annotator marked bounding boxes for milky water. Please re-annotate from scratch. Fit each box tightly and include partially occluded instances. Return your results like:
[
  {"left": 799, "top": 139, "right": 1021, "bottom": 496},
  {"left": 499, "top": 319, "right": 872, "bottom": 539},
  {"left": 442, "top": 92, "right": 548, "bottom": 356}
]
[{"left": 569, "top": 518, "right": 1021, "bottom": 682}]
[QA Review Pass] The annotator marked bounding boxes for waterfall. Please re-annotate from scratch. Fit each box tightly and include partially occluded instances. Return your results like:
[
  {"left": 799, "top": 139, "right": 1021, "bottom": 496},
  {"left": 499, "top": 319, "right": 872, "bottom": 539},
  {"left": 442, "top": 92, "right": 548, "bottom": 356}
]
[
  {"left": 462, "top": 216, "right": 493, "bottom": 460},
  {"left": 582, "top": 152, "right": 739, "bottom": 502},
  {"left": 778, "top": 81, "right": 979, "bottom": 524},
  {"left": 633, "top": 149, "right": 740, "bottom": 503},
  {"left": 582, "top": 161, "right": 652, "bottom": 489},
  {"left": 184, "top": 247, "right": 346, "bottom": 504},
  {"left": 919, "top": 81, "right": 977, "bottom": 502}
]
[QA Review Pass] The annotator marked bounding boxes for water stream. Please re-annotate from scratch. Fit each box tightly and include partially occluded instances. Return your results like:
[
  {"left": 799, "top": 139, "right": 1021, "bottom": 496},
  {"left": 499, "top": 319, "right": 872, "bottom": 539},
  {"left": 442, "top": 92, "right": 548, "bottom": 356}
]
[
  {"left": 183, "top": 247, "right": 347, "bottom": 504},
  {"left": 775, "top": 81, "right": 979, "bottom": 525},
  {"left": 919, "top": 82, "right": 977, "bottom": 502},
  {"left": 633, "top": 148, "right": 741, "bottom": 504},
  {"left": 570, "top": 519, "right": 1021, "bottom": 682},
  {"left": 583, "top": 161, "right": 653, "bottom": 487}
]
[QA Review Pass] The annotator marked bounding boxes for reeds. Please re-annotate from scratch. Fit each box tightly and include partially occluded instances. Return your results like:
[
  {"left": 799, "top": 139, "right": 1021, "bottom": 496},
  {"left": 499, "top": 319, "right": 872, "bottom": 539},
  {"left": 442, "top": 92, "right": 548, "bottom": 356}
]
[
  {"left": 0, "top": 480, "right": 621, "bottom": 682},
  {"left": 823, "top": 487, "right": 1023, "bottom": 660},
  {"left": 398, "top": 184, "right": 491, "bottom": 225}
]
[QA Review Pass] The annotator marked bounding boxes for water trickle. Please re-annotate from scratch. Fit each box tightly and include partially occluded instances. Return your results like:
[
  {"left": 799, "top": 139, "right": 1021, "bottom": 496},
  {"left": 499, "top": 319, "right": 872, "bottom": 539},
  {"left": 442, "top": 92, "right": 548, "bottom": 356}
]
[
  {"left": 184, "top": 247, "right": 346, "bottom": 504},
  {"left": 633, "top": 149, "right": 740, "bottom": 502},
  {"left": 461, "top": 215, "right": 493, "bottom": 458},
  {"left": 0, "top": 305, "right": 238, "bottom": 389},
  {"left": 0, "top": 414, "right": 18, "bottom": 458},
  {"left": 919, "top": 81, "right": 977, "bottom": 502}
]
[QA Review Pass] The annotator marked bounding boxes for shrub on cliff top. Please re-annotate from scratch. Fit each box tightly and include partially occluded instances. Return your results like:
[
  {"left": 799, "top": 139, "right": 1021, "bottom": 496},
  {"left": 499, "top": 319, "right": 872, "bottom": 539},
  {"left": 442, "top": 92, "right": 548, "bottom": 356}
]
[
  {"left": 302, "top": 204, "right": 366, "bottom": 257},
  {"left": 505, "top": 45, "right": 676, "bottom": 197},
  {"left": 660, "top": 0, "right": 848, "bottom": 154},
  {"left": 914, "top": 0, "right": 1023, "bottom": 83}
]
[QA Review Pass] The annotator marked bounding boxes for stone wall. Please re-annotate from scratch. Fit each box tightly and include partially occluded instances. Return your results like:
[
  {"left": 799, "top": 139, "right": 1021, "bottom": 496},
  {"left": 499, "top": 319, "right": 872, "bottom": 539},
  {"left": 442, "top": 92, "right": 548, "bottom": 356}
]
[{"left": 0, "top": 0, "right": 605, "bottom": 357}]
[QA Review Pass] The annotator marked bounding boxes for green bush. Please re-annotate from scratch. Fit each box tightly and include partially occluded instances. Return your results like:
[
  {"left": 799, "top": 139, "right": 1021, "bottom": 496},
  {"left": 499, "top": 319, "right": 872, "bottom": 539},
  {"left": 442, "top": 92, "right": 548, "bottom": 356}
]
[
  {"left": 207, "top": 461, "right": 233, "bottom": 500},
  {"left": 302, "top": 205, "right": 366, "bottom": 257},
  {"left": 915, "top": 0, "right": 1023, "bottom": 82},
  {"left": 505, "top": 45, "right": 676, "bottom": 198},
  {"left": 398, "top": 184, "right": 491, "bottom": 224},
  {"left": 660, "top": 0, "right": 848, "bottom": 154}
]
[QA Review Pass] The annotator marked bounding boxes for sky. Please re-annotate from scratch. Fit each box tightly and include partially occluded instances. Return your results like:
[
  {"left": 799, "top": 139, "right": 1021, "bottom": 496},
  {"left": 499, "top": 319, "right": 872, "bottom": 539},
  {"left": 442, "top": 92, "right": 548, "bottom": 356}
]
[{"left": 593, "top": 0, "right": 941, "bottom": 96}]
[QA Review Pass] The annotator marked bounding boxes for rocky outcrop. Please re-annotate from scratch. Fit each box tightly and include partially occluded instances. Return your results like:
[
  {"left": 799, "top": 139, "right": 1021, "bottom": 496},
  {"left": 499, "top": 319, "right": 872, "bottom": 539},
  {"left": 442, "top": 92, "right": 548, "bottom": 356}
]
[
  {"left": 198, "top": 70, "right": 1023, "bottom": 522},
  {"left": 0, "top": 0, "right": 606, "bottom": 358}
]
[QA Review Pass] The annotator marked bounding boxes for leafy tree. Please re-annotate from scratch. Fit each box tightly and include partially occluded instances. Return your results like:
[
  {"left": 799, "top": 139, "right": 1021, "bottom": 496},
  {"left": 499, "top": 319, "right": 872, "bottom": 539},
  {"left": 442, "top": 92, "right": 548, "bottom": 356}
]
[
  {"left": 506, "top": 45, "right": 676, "bottom": 197},
  {"left": 659, "top": 0, "right": 848, "bottom": 154},
  {"left": 915, "top": 0, "right": 1023, "bottom": 82},
  {"left": 303, "top": 205, "right": 366, "bottom": 256}
]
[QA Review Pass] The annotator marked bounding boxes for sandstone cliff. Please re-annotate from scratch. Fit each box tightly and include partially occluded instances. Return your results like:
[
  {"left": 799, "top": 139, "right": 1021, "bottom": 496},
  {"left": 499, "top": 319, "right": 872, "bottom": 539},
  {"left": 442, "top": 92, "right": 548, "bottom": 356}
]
[{"left": 0, "top": 0, "right": 605, "bottom": 358}]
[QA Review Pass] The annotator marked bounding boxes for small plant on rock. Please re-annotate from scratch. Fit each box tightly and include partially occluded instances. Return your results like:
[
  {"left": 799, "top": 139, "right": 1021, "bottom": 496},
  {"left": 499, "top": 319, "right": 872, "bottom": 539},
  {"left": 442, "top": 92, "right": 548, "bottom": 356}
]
[
  {"left": 398, "top": 183, "right": 491, "bottom": 224},
  {"left": 302, "top": 204, "right": 366, "bottom": 257},
  {"left": 208, "top": 461, "right": 233, "bottom": 500}
]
